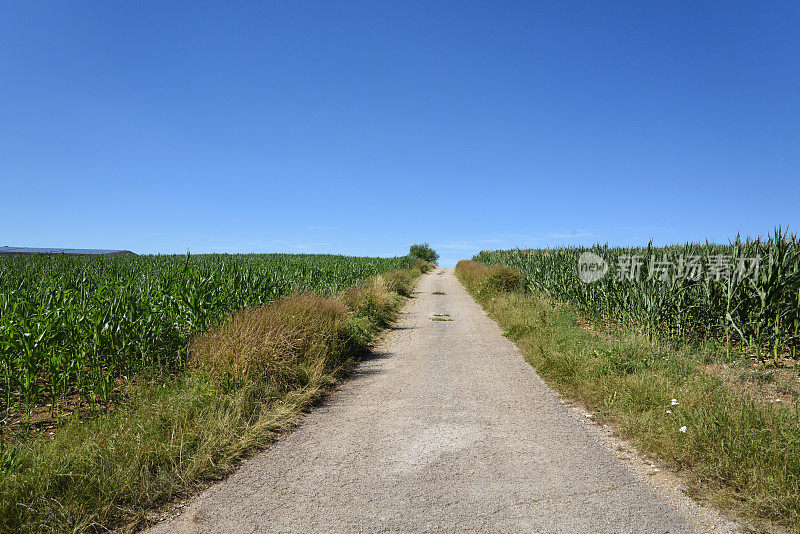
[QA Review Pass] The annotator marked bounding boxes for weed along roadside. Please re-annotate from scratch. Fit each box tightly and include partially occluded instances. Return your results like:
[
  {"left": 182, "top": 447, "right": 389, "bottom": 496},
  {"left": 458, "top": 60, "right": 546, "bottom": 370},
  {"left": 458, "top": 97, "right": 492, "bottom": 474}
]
[
  {"left": 455, "top": 259, "right": 800, "bottom": 532},
  {"left": 0, "top": 259, "right": 434, "bottom": 534}
]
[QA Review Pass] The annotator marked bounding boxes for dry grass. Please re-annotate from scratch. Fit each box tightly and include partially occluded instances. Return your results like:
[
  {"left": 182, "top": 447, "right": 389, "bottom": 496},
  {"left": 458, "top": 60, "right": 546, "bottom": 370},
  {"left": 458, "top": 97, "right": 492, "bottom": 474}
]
[
  {"left": 381, "top": 270, "right": 416, "bottom": 297},
  {"left": 706, "top": 363, "right": 800, "bottom": 408},
  {"left": 455, "top": 259, "right": 522, "bottom": 296},
  {"left": 191, "top": 294, "right": 353, "bottom": 391},
  {"left": 413, "top": 258, "right": 436, "bottom": 274}
]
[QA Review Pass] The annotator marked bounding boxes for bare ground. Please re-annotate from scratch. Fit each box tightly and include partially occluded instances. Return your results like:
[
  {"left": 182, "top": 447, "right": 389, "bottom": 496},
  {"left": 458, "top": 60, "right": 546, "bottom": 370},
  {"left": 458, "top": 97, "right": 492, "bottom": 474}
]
[{"left": 146, "top": 269, "right": 741, "bottom": 533}]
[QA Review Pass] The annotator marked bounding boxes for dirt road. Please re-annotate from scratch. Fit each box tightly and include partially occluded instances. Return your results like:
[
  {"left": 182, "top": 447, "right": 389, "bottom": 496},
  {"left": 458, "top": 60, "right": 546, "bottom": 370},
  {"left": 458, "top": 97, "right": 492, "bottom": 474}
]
[{"left": 148, "top": 269, "right": 736, "bottom": 533}]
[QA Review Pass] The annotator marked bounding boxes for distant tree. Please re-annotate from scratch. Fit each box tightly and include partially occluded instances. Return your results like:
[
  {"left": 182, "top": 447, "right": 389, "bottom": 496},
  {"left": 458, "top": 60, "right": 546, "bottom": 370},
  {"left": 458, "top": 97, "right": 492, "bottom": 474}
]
[{"left": 409, "top": 243, "right": 439, "bottom": 263}]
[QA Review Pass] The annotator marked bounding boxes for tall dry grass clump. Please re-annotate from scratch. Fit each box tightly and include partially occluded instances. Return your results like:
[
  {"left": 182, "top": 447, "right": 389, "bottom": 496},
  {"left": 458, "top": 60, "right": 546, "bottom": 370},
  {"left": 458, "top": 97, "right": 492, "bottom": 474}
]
[
  {"left": 413, "top": 258, "right": 436, "bottom": 273},
  {"left": 456, "top": 260, "right": 522, "bottom": 296},
  {"left": 189, "top": 270, "right": 414, "bottom": 392},
  {"left": 340, "top": 275, "right": 401, "bottom": 343},
  {"left": 190, "top": 294, "right": 354, "bottom": 391},
  {"left": 382, "top": 269, "right": 416, "bottom": 297}
]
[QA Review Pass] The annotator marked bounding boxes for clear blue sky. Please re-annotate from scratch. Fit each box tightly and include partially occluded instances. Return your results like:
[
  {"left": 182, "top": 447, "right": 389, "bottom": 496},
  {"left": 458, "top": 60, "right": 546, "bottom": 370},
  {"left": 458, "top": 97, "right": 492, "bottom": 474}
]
[{"left": 2, "top": 2, "right": 798, "bottom": 265}]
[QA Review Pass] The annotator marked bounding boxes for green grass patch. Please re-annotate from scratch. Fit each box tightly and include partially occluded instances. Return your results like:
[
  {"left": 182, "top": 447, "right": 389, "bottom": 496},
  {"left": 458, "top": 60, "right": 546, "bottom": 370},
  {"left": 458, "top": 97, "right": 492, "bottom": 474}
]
[
  {"left": 432, "top": 291, "right": 445, "bottom": 295},
  {"left": 456, "top": 260, "right": 800, "bottom": 532}
]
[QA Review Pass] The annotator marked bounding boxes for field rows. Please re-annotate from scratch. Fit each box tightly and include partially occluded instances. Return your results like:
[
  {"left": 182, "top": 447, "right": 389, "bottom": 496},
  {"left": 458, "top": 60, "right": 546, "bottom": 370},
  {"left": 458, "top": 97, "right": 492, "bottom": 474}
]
[
  {"left": 475, "top": 230, "right": 800, "bottom": 358},
  {"left": 0, "top": 253, "right": 414, "bottom": 415}
]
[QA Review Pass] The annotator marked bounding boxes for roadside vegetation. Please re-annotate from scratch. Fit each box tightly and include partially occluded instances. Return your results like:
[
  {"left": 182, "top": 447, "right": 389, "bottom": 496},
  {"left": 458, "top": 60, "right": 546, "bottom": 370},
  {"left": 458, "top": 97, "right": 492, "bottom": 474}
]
[
  {"left": 456, "top": 256, "right": 800, "bottom": 531},
  {"left": 475, "top": 229, "right": 799, "bottom": 361},
  {"left": 410, "top": 243, "right": 439, "bottom": 264},
  {"left": 0, "top": 253, "right": 414, "bottom": 423},
  {"left": 0, "top": 252, "right": 432, "bottom": 533}
]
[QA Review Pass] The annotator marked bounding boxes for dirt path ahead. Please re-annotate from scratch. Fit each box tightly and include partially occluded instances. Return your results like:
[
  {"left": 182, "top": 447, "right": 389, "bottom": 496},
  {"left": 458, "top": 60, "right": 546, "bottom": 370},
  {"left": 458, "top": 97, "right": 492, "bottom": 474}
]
[{"left": 148, "top": 269, "right": 734, "bottom": 533}]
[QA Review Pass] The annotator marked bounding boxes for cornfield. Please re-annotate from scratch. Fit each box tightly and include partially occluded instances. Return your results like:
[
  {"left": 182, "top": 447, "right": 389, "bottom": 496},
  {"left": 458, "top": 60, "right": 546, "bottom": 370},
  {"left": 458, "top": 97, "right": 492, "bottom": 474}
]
[
  {"left": 0, "top": 253, "right": 413, "bottom": 414},
  {"left": 475, "top": 229, "right": 800, "bottom": 359}
]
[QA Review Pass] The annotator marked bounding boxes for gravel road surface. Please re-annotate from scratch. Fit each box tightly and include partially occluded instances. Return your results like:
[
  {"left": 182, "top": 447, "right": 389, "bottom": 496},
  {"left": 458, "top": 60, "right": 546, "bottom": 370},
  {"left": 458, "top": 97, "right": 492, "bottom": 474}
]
[{"left": 147, "top": 269, "right": 737, "bottom": 533}]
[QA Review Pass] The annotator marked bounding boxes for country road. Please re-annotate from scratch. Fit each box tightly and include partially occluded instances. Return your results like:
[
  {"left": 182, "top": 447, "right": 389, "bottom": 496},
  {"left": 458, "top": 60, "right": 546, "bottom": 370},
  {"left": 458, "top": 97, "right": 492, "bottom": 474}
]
[{"left": 147, "top": 269, "right": 737, "bottom": 533}]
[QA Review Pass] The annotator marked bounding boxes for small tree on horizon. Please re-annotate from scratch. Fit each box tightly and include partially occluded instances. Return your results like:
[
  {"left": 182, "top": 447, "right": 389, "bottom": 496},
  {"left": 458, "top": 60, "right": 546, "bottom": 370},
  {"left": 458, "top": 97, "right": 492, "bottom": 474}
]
[{"left": 409, "top": 243, "right": 439, "bottom": 263}]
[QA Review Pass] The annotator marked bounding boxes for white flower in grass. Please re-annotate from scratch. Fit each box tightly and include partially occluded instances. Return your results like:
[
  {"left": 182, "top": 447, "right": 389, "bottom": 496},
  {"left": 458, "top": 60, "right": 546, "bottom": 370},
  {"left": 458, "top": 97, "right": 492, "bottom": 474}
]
[
  {"left": 666, "top": 410, "right": 672, "bottom": 414},
  {"left": 671, "top": 399, "right": 679, "bottom": 406},
  {"left": 679, "top": 426, "right": 687, "bottom": 433}
]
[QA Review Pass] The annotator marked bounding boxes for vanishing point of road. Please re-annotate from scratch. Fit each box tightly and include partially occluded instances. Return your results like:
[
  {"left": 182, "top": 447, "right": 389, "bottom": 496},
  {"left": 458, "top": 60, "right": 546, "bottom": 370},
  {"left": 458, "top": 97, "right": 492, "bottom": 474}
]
[{"left": 148, "top": 269, "right": 738, "bottom": 533}]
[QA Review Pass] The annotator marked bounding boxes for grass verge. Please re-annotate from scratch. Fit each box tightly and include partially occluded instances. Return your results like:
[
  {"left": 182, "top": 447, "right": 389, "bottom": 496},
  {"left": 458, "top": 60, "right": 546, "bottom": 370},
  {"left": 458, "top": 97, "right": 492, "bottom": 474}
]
[
  {"left": 0, "top": 268, "right": 422, "bottom": 533},
  {"left": 456, "top": 260, "right": 800, "bottom": 532}
]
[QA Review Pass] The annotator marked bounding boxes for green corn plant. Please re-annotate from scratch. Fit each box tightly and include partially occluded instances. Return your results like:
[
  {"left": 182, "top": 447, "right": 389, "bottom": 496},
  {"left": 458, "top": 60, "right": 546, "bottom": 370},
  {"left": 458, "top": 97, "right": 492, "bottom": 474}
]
[
  {"left": 0, "top": 252, "right": 416, "bottom": 417},
  {"left": 475, "top": 229, "right": 799, "bottom": 361}
]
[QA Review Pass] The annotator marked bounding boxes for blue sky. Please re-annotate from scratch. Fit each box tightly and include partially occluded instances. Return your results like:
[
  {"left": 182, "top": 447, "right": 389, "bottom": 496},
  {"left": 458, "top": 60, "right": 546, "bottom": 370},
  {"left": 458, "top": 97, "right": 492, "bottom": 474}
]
[{"left": 2, "top": 2, "right": 798, "bottom": 265}]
